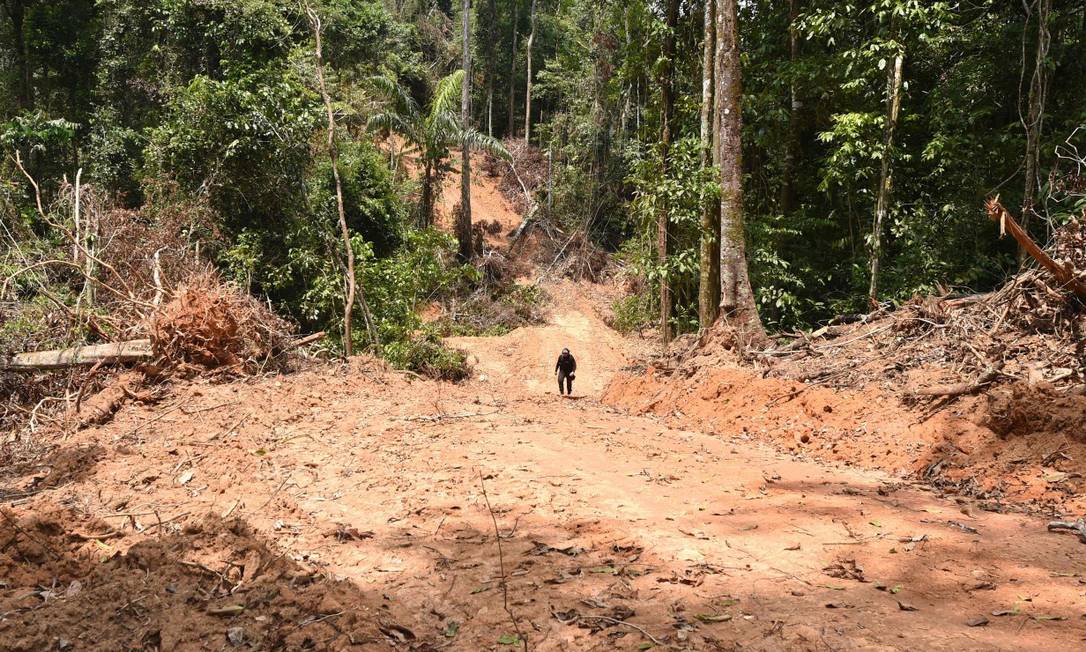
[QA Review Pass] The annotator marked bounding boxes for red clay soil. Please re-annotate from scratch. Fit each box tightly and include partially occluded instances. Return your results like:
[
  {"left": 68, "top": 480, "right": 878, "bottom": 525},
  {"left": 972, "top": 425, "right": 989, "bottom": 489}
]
[
  {"left": 4, "top": 164, "right": 1086, "bottom": 651},
  {"left": 603, "top": 331, "right": 1086, "bottom": 517},
  {"left": 3, "top": 288, "right": 1086, "bottom": 650}
]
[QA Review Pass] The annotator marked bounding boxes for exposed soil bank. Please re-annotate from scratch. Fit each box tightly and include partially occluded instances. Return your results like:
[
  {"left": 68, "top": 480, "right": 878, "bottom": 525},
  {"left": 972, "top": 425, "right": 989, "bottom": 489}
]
[{"left": 603, "top": 363, "right": 1086, "bottom": 515}]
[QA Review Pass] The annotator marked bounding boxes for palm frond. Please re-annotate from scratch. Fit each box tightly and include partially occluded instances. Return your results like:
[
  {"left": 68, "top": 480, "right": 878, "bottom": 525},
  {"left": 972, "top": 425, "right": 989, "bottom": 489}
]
[
  {"left": 429, "top": 70, "right": 465, "bottom": 122},
  {"left": 463, "top": 129, "right": 511, "bottom": 160},
  {"left": 429, "top": 111, "right": 463, "bottom": 144},
  {"left": 368, "top": 74, "right": 420, "bottom": 120},
  {"left": 368, "top": 112, "right": 414, "bottom": 139}
]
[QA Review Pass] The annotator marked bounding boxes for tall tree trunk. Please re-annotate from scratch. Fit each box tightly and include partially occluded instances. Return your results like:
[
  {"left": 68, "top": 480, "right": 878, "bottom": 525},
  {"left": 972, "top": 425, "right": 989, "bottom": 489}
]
[
  {"left": 716, "top": 0, "right": 763, "bottom": 338},
  {"left": 523, "top": 0, "right": 536, "bottom": 143},
  {"left": 780, "top": 0, "right": 801, "bottom": 215},
  {"left": 1021, "top": 0, "right": 1052, "bottom": 257},
  {"left": 506, "top": 1, "right": 519, "bottom": 137},
  {"left": 458, "top": 0, "right": 474, "bottom": 262},
  {"left": 485, "top": 0, "right": 497, "bottom": 137},
  {"left": 699, "top": 0, "right": 720, "bottom": 329},
  {"left": 7, "top": 0, "right": 32, "bottom": 109},
  {"left": 868, "top": 43, "right": 904, "bottom": 307},
  {"left": 308, "top": 6, "right": 357, "bottom": 356},
  {"left": 657, "top": 0, "right": 677, "bottom": 342}
]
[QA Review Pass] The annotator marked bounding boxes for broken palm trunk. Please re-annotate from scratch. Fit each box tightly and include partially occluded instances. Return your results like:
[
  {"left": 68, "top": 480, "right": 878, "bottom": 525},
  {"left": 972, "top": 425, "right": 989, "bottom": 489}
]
[{"left": 986, "top": 198, "right": 1086, "bottom": 302}]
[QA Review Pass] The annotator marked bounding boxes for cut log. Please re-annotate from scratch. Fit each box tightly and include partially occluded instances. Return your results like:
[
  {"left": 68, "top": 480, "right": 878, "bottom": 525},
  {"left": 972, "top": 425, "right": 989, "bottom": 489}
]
[
  {"left": 907, "top": 369, "right": 1000, "bottom": 398},
  {"left": 986, "top": 198, "right": 1086, "bottom": 302},
  {"left": 3, "top": 332, "right": 324, "bottom": 372},
  {"left": 2, "top": 339, "right": 152, "bottom": 371},
  {"left": 289, "top": 331, "right": 326, "bottom": 349}
]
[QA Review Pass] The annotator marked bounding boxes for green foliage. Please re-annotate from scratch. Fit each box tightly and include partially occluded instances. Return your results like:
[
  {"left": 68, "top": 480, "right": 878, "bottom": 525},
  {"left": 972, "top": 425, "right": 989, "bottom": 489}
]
[
  {"left": 361, "top": 228, "right": 469, "bottom": 345},
  {"left": 382, "top": 334, "right": 470, "bottom": 381},
  {"left": 8, "top": 0, "right": 1086, "bottom": 356},
  {"left": 609, "top": 292, "right": 654, "bottom": 335},
  {"left": 625, "top": 137, "right": 717, "bottom": 334},
  {"left": 1, "top": 111, "right": 79, "bottom": 210},
  {"left": 144, "top": 67, "right": 320, "bottom": 231}
]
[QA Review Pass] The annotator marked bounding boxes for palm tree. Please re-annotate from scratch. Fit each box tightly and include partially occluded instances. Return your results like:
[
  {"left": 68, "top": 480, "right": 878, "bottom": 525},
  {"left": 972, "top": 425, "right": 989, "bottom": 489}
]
[{"left": 370, "top": 70, "right": 509, "bottom": 229}]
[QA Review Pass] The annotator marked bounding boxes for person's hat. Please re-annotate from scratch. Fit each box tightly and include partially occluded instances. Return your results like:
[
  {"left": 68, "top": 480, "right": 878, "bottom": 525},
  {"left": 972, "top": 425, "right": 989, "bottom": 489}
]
[{"left": 562, "top": 348, "right": 570, "bottom": 354}]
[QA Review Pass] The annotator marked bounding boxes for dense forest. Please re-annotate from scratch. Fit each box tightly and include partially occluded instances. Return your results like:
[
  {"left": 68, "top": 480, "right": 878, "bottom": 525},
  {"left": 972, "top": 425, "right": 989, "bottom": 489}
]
[{"left": 3, "top": 0, "right": 1085, "bottom": 361}]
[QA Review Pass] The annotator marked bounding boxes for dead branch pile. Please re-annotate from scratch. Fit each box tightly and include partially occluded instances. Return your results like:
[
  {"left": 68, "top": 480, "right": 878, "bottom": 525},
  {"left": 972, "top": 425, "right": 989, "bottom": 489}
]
[
  {"left": 546, "top": 231, "right": 611, "bottom": 283},
  {"left": 482, "top": 140, "right": 547, "bottom": 215},
  {"left": 762, "top": 216, "right": 1086, "bottom": 393},
  {"left": 148, "top": 271, "right": 293, "bottom": 374}
]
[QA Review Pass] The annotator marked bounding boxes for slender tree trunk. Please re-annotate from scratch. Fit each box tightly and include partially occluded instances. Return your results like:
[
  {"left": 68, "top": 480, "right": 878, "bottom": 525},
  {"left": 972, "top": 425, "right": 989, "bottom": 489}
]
[
  {"left": 307, "top": 6, "right": 368, "bottom": 356},
  {"left": 420, "top": 160, "right": 434, "bottom": 228},
  {"left": 699, "top": 0, "right": 720, "bottom": 329},
  {"left": 458, "top": 0, "right": 474, "bottom": 262},
  {"left": 507, "top": 0, "right": 519, "bottom": 137},
  {"left": 523, "top": 0, "right": 536, "bottom": 143},
  {"left": 780, "top": 0, "right": 801, "bottom": 215},
  {"left": 716, "top": 0, "right": 763, "bottom": 338},
  {"left": 7, "top": 0, "right": 32, "bottom": 109},
  {"left": 1021, "top": 0, "right": 1052, "bottom": 257},
  {"left": 657, "top": 0, "right": 677, "bottom": 342},
  {"left": 485, "top": 0, "right": 497, "bottom": 137},
  {"left": 868, "top": 44, "right": 904, "bottom": 307}
]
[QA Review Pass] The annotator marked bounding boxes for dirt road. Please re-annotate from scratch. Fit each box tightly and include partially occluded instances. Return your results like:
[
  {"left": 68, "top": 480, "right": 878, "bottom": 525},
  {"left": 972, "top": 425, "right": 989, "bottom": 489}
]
[{"left": 3, "top": 280, "right": 1085, "bottom": 651}]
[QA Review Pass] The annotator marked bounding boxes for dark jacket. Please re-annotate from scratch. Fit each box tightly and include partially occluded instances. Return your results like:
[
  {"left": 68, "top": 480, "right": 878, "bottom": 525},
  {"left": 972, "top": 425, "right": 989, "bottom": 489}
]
[{"left": 555, "top": 352, "right": 577, "bottom": 375}]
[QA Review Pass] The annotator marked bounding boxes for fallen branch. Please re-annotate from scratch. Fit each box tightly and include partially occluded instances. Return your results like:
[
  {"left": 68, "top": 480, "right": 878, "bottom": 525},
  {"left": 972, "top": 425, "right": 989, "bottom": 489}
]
[
  {"left": 290, "top": 331, "right": 326, "bottom": 349},
  {"left": 1047, "top": 518, "right": 1086, "bottom": 543},
  {"left": 478, "top": 469, "right": 528, "bottom": 652},
  {"left": 986, "top": 198, "right": 1086, "bottom": 302},
  {"left": 4, "top": 331, "right": 323, "bottom": 372},
  {"left": 907, "top": 369, "right": 1001, "bottom": 398}
]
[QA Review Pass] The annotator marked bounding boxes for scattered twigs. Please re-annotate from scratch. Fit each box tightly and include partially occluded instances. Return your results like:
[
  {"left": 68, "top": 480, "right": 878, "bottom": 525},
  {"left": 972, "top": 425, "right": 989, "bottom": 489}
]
[
  {"left": 258, "top": 474, "right": 292, "bottom": 511},
  {"left": 69, "top": 529, "right": 122, "bottom": 542},
  {"left": 585, "top": 616, "right": 663, "bottom": 646},
  {"left": 395, "top": 411, "right": 496, "bottom": 423},
  {"left": 115, "top": 401, "right": 185, "bottom": 441},
  {"left": 478, "top": 469, "right": 527, "bottom": 652},
  {"left": 13, "top": 152, "right": 149, "bottom": 307},
  {"left": 73, "top": 359, "right": 106, "bottom": 414}
]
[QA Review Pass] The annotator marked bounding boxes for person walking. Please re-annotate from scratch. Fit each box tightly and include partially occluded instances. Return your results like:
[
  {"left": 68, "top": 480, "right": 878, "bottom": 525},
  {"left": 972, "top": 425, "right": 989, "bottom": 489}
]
[{"left": 555, "top": 348, "right": 577, "bottom": 396}]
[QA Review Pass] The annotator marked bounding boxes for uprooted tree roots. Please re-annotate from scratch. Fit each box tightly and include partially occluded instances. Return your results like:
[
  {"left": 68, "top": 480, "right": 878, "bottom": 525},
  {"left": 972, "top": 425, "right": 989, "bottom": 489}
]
[{"left": 148, "top": 271, "right": 293, "bottom": 375}]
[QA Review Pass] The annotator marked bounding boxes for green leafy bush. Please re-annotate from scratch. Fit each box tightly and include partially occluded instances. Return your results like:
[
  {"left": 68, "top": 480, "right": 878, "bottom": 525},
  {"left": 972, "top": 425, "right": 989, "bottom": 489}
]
[
  {"left": 608, "top": 292, "right": 654, "bottom": 335},
  {"left": 382, "top": 334, "right": 469, "bottom": 381}
]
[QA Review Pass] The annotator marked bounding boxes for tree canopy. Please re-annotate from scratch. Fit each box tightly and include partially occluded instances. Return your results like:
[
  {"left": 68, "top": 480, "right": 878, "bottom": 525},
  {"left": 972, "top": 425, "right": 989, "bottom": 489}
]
[{"left": 2, "top": 0, "right": 1083, "bottom": 353}]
